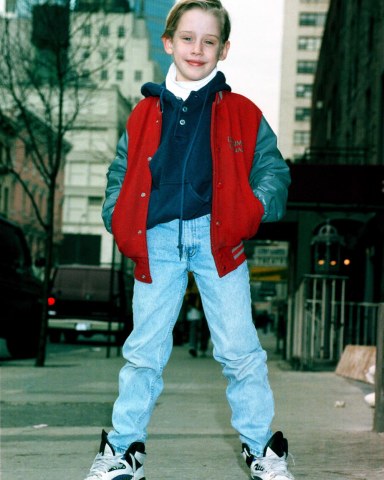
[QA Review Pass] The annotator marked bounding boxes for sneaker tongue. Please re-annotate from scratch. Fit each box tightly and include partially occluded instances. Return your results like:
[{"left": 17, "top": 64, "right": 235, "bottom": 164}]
[
  {"left": 265, "top": 445, "right": 283, "bottom": 459},
  {"left": 263, "top": 431, "right": 287, "bottom": 458}
]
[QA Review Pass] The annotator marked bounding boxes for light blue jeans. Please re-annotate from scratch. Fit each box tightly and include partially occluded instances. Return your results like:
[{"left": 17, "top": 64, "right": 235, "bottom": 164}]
[{"left": 108, "top": 215, "right": 274, "bottom": 456}]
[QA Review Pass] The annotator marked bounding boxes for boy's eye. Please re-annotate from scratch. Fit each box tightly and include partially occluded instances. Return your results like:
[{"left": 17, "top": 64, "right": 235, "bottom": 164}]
[{"left": 182, "top": 36, "right": 192, "bottom": 42}]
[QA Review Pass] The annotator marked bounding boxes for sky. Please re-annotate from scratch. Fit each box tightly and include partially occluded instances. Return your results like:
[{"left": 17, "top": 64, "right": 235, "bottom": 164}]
[
  {"left": 0, "top": 0, "right": 285, "bottom": 131},
  {"left": 218, "top": 0, "right": 285, "bottom": 133}
]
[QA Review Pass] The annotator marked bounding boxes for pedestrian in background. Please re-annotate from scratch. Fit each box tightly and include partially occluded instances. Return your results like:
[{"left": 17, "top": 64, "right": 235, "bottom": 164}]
[
  {"left": 84, "top": 1, "right": 293, "bottom": 479},
  {"left": 186, "top": 292, "right": 210, "bottom": 357}
]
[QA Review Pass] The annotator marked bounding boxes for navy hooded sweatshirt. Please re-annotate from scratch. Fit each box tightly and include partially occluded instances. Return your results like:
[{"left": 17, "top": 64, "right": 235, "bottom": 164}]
[{"left": 142, "top": 72, "right": 231, "bottom": 230}]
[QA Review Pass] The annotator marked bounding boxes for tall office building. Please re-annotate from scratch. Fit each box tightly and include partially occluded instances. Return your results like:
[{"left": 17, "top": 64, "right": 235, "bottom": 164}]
[
  {"left": 278, "top": 0, "right": 329, "bottom": 161},
  {"left": 132, "top": 0, "right": 175, "bottom": 78}
]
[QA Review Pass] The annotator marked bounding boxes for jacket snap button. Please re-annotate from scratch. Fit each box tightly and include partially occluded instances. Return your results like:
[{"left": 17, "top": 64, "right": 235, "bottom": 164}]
[
  {"left": 141, "top": 192, "right": 146, "bottom": 197},
  {"left": 182, "top": 106, "right": 188, "bottom": 112},
  {"left": 138, "top": 230, "right": 142, "bottom": 235},
  {"left": 216, "top": 221, "right": 221, "bottom": 226},
  {"left": 147, "top": 156, "right": 152, "bottom": 162},
  {"left": 141, "top": 274, "right": 146, "bottom": 279},
  {"left": 179, "top": 119, "right": 186, "bottom": 126}
]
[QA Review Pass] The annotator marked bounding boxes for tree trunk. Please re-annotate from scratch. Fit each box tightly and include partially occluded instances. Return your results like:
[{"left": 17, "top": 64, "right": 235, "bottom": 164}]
[{"left": 35, "top": 182, "right": 56, "bottom": 367}]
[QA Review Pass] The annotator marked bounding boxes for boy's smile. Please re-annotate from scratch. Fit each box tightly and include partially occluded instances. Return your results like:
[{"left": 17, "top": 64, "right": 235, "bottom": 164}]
[{"left": 162, "top": 8, "right": 230, "bottom": 82}]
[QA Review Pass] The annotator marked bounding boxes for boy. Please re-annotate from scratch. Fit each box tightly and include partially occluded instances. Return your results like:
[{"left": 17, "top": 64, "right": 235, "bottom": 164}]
[{"left": 84, "top": 1, "right": 294, "bottom": 479}]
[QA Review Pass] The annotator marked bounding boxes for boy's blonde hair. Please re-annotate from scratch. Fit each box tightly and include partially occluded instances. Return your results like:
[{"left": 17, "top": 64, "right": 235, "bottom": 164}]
[{"left": 162, "top": 0, "right": 231, "bottom": 45}]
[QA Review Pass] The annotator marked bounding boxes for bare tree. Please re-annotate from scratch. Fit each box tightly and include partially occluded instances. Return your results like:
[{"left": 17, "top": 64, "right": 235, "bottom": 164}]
[{"left": 0, "top": 1, "right": 123, "bottom": 366}]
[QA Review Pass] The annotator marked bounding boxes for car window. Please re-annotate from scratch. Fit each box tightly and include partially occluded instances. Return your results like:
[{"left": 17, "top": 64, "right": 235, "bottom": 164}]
[{"left": 52, "top": 268, "right": 121, "bottom": 301}]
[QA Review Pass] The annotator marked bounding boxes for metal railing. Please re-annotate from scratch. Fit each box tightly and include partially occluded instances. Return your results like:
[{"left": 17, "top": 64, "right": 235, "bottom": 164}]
[{"left": 288, "top": 274, "right": 379, "bottom": 369}]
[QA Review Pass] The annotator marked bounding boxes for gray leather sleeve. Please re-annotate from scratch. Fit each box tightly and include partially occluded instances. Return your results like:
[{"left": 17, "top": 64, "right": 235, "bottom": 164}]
[
  {"left": 101, "top": 130, "right": 128, "bottom": 233},
  {"left": 250, "top": 117, "right": 291, "bottom": 222}
]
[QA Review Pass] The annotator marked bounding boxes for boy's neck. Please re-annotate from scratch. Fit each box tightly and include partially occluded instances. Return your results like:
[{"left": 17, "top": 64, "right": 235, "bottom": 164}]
[{"left": 165, "top": 63, "right": 218, "bottom": 100}]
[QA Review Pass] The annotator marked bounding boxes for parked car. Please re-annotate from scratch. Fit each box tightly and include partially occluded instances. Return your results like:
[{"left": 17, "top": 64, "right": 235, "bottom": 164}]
[
  {"left": 0, "top": 215, "right": 43, "bottom": 358},
  {"left": 48, "top": 264, "right": 133, "bottom": 344}
]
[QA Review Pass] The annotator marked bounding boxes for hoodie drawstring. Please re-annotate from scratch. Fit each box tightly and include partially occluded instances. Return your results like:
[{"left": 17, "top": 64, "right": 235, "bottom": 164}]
[{"left": 177, "top": 87, "right": 211, "bottom": 260}]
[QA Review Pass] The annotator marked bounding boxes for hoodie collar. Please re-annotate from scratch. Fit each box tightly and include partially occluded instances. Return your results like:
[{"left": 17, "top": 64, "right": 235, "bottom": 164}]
[{"left": 141, "top": 69, "right": 231, "bottom": 103}]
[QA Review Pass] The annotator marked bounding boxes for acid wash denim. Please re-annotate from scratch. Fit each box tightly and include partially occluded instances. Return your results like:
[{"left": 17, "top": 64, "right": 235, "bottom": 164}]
[{"left": 108, "top": 215, "right": 274, "bottom": 456}]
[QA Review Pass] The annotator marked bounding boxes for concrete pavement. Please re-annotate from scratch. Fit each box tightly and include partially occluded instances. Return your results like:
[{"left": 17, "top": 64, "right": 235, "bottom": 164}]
[{"left": 1, "top": 333, "right": 383, "bottom": 479}]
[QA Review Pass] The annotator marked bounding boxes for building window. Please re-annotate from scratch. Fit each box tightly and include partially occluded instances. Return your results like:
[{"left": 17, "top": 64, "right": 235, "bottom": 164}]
[
  {"left": 117, "top": 26, "right": 125, "bottom": 38},
  {"left": 100, "top": 50, "right": 108, "bottom": 61},
  {"left": 368, "top": 16, "right": 374, "bottom": 52},
  {"left": 101, "top": 70, "right": 108, "bottom": 81},
  {"left": 88, "top": 197, "right": 103, "bottom": 223},
  {"left": 5, "top": 0, "right": 17, "bottom": 13},
  {"left": 298, "top": 36, "right": 322, "bottom": 51},
  {"left": 116, "top": 70, "right": 124, "bottom": 80},
  {"left": 295, "top": 107, "right": 312, "bottom": 122},
  {"left": 100, "top": 25, "right": 110, "bottom": 36},
  {"left": 134, "top": 70, "right": 143, "bottom": 82},
  {"left": 81, "top": 69, "right": 91, "bottom": 82},
  {"left": 296, "top": 83, "right": 313, "bottom": 98},
  {"left": 82, "top": 24, "right": 91, "bottom": 37},
  {"left": 68, "top": 163, "right": 87, "bottom": 186},
  {"left": 116, "top": 47, "right": 124, "bottom": 60},
  {"left": 82, "top": 49, "right": 91, "bottom": 60},
  {"left": 299, "top": 12, "right": 327, "bottom": 27},
  {"left": 294, "top": 131, "right": 310, "bottom": 145},
  {"left": 88, "top": 196, "right": 103, "bottom": 206},
  {"left": 297, "top": 60, "right": 317, "bottom": 74},
  {"left": 0, "top": 185, "right": 9, "bottom": 216}
]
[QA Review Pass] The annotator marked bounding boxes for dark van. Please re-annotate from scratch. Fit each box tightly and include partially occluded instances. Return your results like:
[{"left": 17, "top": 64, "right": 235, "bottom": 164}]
[
  {"left": 0, "top": 215, "right": 43, "bottom": 358},
  {"left": 48, "top": 264, "right": 133, "bottom": 344}
]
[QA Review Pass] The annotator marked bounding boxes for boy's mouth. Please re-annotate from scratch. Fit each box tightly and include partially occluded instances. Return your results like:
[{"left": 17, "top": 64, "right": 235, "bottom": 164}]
[{"left": 187, "top": 60, "right": 205, "bottom": 67}]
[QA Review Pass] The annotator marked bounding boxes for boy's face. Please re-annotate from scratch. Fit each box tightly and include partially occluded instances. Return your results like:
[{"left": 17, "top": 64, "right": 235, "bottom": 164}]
[{"left": 162, "top": 8, "right": 230, "bottom": 82}]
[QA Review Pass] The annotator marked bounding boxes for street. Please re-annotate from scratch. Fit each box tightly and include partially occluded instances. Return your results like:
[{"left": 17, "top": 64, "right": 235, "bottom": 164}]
[{"left": 1, "top": 333, "right": 384, "bottom": 479}]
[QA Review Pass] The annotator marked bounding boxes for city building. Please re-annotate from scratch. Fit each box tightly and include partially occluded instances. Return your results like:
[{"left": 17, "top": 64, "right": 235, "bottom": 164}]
[
  {"left": 281, "top": 0, "right": 384, "bottom": 367},
  {"left": 60, "top": 86, "right": 131, "bottom": 266},
  {"left": 61, "top": 4, "right": 158, "bottom": 265},
  {"left": 1, "top": 1, "right": 158, "bottom": 267},
  {"left": 278, "top": 0, "right": 329, "bottom": 161},
  {"left": 0, "top": 110, "right": 68, "bottom": 262},
  {"left": 131, "top": 0, "right": 174, "bottom": 78},
  {"left": 71, "top": 3, "right": 161, "bottom": 105},
  {"left": 307, "top": 0, "right": 384, "bottom": 300}
]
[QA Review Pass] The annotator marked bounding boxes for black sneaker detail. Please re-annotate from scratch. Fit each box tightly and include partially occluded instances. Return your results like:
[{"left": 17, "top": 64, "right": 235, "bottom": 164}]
[
  {"left": 122, "top": 441, "right": 146, "bottom": 470},
  {"left": 263, "top": 431, "right": 288, "bottom": 458},
  {"left": 112, "top": 476, "right": 136, "bottom": 480},
  {"left": 241, "top": 443, "right": 254, "bottom": 467},
  {"left": 100, "top": 429, "right": 116, "bottom": 455}
]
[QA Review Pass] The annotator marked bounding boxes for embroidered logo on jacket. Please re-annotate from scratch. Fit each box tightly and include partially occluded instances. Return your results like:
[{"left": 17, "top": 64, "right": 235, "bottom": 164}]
[{"left": 228, "top": 136, "right": 244, "bottom": 153}]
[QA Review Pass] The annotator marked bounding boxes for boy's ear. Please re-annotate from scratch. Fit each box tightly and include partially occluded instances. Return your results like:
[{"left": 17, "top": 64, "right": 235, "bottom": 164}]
[
  {"left": 162, "top": 36, "right": 173, "bottom": 55},
  {"left": 219, "top": 40, "right": 230, "bottom": 61}
]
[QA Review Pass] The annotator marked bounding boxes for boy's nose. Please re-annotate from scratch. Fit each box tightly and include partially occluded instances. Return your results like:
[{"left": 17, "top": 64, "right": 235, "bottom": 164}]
[{"left": 192, "top": 42, "right": 203, "bottom": 55}]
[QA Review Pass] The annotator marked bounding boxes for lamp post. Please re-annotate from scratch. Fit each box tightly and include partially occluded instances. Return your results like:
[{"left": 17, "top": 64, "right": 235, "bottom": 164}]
[
  {"left": 311, "top": 221, "right": 345, "bottom": 360},
  {"left": 312, "top": 221, "right": 344, "bottom": 274}
]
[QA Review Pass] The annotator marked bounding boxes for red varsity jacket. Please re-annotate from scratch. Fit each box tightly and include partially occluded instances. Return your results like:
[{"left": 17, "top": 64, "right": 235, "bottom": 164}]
[{"left": 111, "top": 91, "right": 265, "bottom": 283}]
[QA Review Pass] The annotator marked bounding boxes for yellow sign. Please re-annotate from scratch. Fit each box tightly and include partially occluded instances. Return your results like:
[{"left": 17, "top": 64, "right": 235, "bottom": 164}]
[{"left": 250, "top": 266, "right": 288, "bottom": 282}]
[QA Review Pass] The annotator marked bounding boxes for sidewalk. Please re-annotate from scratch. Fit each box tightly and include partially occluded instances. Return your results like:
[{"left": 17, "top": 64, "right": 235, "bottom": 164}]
[{"left": 1, "top": 333, "right": 383, "bottom": 479}]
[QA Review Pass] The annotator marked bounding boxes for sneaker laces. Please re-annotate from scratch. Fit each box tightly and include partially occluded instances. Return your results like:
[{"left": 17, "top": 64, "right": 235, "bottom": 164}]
[{"left": 85, "top": 451, "right": 123, "bottom": 479}]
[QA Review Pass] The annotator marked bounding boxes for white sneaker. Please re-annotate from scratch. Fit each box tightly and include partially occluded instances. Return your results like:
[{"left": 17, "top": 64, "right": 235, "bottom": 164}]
[
  {"left": 242, "top": 431, "right": 294, "bottom": 479},
  {"left": 84, "top": 430, "right": 146, "bottom": 480}
]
